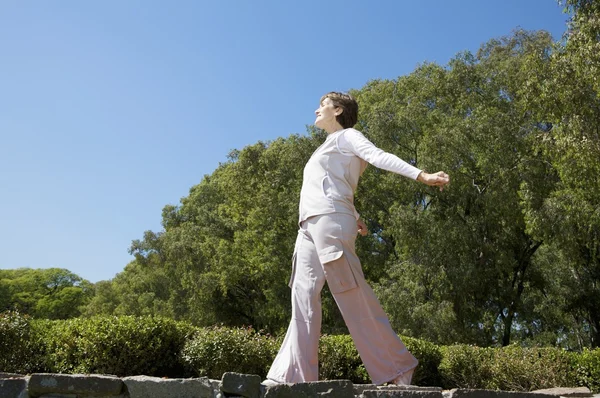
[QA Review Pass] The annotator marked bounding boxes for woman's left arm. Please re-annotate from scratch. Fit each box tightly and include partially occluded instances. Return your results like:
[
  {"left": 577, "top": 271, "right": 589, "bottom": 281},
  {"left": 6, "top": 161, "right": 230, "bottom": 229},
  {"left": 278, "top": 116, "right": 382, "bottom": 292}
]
[
  {"left": 339, "top": 129, "right": 449, "bottom": 188},
  {"left": 338, "top": 129, "right": 422, "bottom": 179}
]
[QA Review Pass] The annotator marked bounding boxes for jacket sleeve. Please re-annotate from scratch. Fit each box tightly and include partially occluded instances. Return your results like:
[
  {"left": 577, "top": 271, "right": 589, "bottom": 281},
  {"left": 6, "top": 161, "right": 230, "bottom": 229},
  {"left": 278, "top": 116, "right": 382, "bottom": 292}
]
[{"left": 337, "top": 128, "right": 422, "bottom": 180}]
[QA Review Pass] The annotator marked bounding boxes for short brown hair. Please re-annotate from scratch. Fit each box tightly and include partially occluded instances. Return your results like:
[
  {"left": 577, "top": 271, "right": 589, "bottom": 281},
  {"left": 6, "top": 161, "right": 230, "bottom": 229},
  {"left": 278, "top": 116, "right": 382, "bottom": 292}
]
[{"left": 321, "top": 92, "right": 358, "bottom": 129}]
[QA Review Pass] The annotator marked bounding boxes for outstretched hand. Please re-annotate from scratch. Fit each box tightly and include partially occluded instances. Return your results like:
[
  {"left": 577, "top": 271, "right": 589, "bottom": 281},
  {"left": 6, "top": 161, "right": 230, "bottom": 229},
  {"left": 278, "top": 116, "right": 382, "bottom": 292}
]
[{"left": 417, "top": 171, "right": 450, "bottom": 191}]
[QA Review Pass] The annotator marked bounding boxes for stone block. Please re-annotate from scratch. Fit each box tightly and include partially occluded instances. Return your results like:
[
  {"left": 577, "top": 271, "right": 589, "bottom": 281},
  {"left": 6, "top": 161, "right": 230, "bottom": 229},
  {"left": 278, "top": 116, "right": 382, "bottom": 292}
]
[
  {"left": 209, "top": 379, "right": 221, "bottom": 392},
  {"left": 263, "top": 384, "right": 309, "bottom": 398},
  {"left": 0, "top": 373, "right": 26, "bottom": 379},
  {"left": 377, "top": 387, "right": 443, "bottom": 392},
  {"left": 449, "top": 390, "right": 557, "bottom": 398},
  {"left": 531, "top": 388, "right": 593, "bottom": 398},
  {"left": 122, "top": 375, "right": 214, "bottom": 398},
  {"left": 38, "top": 395, "right": 127, "bottom": 398},
  {"left": 28, "top": 374, "right": 123, "bottom": 397},
  {"left": 220, "top": 373, "right": 261, "bottom": 398},
  {"left": 290, "top": 380, "right": 354, "bottom": 397},
  {"left": 361, "top": 390, "right": 443, "bottom": 398},
  {"left": 354, "top": 384, "right": 378, "bottom": 395},
  {"left": 0, "top": 377, "right": 28, "bottom": 398},
  {"left": 38, "top": 395, "right": 78, "bottom": 398}
]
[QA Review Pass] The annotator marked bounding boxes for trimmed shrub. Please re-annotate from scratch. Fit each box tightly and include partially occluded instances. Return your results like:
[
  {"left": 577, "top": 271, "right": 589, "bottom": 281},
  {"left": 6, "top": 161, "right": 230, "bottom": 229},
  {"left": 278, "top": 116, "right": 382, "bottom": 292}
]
[
  {"left": 439, "top": 345, "right": 495, "bottom": 389},
  {"left": 319, "top": 334, "right": 369, "bottom": 383},
  {"left": 574, "top": 349, "right": 600, "bottom": 393},
  {"left": 440, "top": 344, "right": 579, "bottom": 391},
  {"left": 0, "top": 311, "right": 45, "bottom": 373},
  {"left": 2, "top": 314, "right": 598, "bottom": 391},
  {"left": 487, "top": 346, "right": 576, "bottom": 391},
  {"left": 181, "top": 325, "right": 279, "bottom": 379},
  {"left": 42, "top": 315, "right": 194, "bottom": 377}
]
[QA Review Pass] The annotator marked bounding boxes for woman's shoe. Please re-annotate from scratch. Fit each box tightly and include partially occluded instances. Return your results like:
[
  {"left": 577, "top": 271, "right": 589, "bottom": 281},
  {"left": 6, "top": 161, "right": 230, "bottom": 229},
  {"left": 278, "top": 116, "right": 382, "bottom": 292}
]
[{"left": 390, "top": 369, "right": 415, "bottom": 386}]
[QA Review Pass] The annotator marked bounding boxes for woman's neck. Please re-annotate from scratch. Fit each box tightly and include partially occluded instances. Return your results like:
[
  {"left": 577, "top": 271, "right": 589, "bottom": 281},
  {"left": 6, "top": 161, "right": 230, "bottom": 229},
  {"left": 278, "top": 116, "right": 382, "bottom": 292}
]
[{"left": 325, "top": 123, "right": 344, "bottom": 134}]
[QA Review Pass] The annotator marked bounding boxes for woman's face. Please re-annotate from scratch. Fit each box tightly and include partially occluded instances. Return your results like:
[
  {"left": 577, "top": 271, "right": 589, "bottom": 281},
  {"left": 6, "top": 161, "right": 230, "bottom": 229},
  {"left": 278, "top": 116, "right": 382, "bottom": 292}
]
[{"left": 315, "top": 97, "right": 341, "bottom": 132}]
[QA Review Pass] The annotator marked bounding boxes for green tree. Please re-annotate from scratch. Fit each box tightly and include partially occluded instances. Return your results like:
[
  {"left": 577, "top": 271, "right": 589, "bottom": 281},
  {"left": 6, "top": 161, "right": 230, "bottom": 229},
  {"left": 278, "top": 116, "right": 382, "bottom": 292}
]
[
  {"left": 0, "top": 268, "right": 93, "bottom": 319},
  {"left": 358, "top": 30, "right": 559, "bottom": 346},
  {"left": 520, "top": 0, "right": 600, "bottom": 347}
]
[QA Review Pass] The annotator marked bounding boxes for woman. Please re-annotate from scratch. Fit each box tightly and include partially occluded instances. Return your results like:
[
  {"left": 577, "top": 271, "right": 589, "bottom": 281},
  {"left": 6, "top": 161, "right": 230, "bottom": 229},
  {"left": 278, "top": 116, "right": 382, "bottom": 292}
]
[{"left": 264, "top": 92, "right": 449, "bottom": 386}]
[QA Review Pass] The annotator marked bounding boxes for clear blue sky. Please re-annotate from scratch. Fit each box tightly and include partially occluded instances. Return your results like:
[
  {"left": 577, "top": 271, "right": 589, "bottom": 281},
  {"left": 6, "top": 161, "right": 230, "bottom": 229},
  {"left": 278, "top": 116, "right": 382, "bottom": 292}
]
[{"left": 0, "top": 1, "right": 569, "bottom": 283}]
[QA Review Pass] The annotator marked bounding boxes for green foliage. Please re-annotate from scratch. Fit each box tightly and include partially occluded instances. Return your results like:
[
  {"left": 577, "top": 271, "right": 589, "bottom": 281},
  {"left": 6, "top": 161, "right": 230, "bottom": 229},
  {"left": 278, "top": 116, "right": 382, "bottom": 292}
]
[
  {"left": 42, "top": 315, "right": 194, "bottom": 377},
  {"left": 440, "top": 344, "right": 578, "bottom": 391},
  {"left": 363, "top": 30, "right": 557, "bottom": 347},
  {"left": 319, "top": 334, "right": 369, "bottom": 383},
  {"left": 487, "top": 346, "right": 576, "bottom": 391},
  {"left": 0, "top": 311, "right": 45, "bottom": 374},
  {"left": 439, "top": 345, "right": 495, "bottom": 389},
  {"left": 574, "top": 349, "right": 600, "bottom": 393},
  {"left": 84, "top": 260, "right": 176, "bottom": 319},
  {"left": 3, "top": 314, "right": 600, "bottom": 391},
  {"left": 180, "top": 325, "right": 280, "bottom": 379},
  {"left": 0, "top": 268, "right": 93, "bottom": 319}
]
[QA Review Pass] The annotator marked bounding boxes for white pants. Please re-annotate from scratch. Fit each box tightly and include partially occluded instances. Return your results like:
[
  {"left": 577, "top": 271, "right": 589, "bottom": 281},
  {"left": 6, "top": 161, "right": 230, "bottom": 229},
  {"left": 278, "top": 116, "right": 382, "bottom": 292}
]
[{"left": 266, "top": 213, "right": 418, "bottom": 385}]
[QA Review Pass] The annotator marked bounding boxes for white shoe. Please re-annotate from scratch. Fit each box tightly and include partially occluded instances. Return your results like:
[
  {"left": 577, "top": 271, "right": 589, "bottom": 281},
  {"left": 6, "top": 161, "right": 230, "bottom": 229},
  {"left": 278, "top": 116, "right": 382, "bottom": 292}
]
[{"left": 262, "top": 379, "right": 281, "bottom": 387}]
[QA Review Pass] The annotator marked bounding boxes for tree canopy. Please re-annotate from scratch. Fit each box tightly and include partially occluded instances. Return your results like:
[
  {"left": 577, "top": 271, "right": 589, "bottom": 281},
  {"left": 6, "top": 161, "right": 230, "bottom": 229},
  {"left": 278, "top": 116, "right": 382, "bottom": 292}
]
[{"left": 0, "top": 268, "right": 92, "bottom": 319}]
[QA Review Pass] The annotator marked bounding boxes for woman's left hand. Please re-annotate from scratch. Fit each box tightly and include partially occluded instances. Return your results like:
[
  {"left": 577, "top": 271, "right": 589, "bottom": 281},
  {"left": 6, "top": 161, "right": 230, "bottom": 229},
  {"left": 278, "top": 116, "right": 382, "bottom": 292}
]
[
  {"left": 417, "top": 171, "right": 450, "bottom": 191},
  {"left": 357, "top": 218, "right": 368, "bottom": 236}
]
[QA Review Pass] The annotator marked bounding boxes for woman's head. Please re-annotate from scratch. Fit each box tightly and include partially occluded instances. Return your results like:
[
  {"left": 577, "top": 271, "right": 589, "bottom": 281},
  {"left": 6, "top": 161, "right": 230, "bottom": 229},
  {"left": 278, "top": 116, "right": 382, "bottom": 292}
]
[{"left": 315, "top": 92, "right": 358, "bottom": 131}]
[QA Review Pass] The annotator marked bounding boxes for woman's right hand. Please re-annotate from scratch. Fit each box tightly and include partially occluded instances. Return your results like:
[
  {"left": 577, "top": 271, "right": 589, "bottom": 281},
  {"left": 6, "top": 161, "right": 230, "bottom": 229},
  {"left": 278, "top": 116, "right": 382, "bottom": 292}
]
[{"left": 417, "top": 171, "right": 450, "bottom": 191}]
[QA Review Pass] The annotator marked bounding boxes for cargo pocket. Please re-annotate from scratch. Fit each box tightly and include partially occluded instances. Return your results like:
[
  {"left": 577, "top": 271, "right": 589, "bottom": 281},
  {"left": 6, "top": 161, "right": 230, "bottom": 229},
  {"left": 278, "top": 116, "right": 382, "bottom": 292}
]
[{"left": 318, "top": 246, "right": 358, "bottom": 294}]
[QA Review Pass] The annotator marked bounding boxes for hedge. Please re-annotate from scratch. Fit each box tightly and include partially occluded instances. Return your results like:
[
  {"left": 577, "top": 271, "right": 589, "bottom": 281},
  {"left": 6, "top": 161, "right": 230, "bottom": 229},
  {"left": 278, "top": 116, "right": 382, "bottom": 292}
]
[
  {"left": 0, "top": 311, "right": 45, "bottom": 373},
  {"left": 0, "top": 311, "right": 599, "bottom": 392},
  {"left": 181, "top": 325, "right": 280, "bottom": 379},
  {"left": 40, "top": 315, "right": 195, "bottom": 377},
  {"left": 439, "top": 345, "right": 577, "bottom": 390}
]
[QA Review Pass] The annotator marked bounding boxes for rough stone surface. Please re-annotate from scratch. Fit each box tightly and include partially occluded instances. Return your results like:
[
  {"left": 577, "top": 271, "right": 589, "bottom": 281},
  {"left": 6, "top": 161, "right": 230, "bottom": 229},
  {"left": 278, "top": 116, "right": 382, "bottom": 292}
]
[
  {"left": 28, "top": 374, "right": 123, "bottom": 397},
  {"left": 377, "top": 387, "right": 443, "bottom": 392},
  {"left": 38, "top": 395, "right": 128, "bottom": 398},
  {"left": 220, "top": 372, "right": 261, "bottom": 398},
  {"left": 209, "top": 379, "right": 221, "bottom": 391},
  {"left": 2, "top": 373, "right": 595, "bottom": 398},
  {"left": 263, "top": 384, "right": 309, "bottom": 398},
  {"left": 290, "top": 380, "right": 354, "bottom": 397},
  {"left": 531, "top": 388, "right": 593, "bottom": 397},
  {"left": 450, "top": 389, "right": 558, "bottom": 398},
  {"left": 0, "top": 377, "right": 28, "bottom": 398},
  {"left": 122, "top": 375, "right": 213, "bottom": 398},
  {"left": 361, "top": 390, "right": 443, "bottom": 398},
  {"left": 354, "top": 385, "right": 378, "bottom": 395},
  {"left": 38, "top": 395, "right": 78, "bottom": 398},
  {"left": 0, "top": 373, "right": 26, "bottom": 379}
]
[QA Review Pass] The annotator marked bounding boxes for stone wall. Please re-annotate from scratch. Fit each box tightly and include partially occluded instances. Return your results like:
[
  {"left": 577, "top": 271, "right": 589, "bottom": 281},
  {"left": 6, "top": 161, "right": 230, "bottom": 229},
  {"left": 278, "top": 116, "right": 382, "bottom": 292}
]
[{"left": 0, "top": 372, "right": 594, "bottom": 398}]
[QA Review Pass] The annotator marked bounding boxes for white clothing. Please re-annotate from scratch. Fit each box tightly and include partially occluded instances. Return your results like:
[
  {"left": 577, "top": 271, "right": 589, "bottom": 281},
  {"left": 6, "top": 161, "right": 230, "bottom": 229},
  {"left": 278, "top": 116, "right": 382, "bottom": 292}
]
[
  {"left": 267, "top": 128, "right": 420, "bottom": 385},
  {"left": 298, "top": 128, "right": 421, "bottom": 223},
  {"left": 267, "top": 213, "right": 419, "bottom": 384}
]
